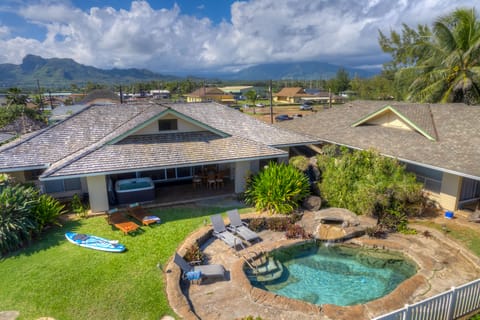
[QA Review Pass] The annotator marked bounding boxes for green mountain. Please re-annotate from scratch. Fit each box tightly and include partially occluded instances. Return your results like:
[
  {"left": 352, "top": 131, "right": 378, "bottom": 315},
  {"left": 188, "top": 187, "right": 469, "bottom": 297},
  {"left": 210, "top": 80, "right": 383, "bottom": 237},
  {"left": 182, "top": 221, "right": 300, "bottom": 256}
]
[
  {"left": 0, "top": 55, "right": 178, "bottom": 89},
  {"left": 224, "top": 61, "right": 376, "bottom": 80}
]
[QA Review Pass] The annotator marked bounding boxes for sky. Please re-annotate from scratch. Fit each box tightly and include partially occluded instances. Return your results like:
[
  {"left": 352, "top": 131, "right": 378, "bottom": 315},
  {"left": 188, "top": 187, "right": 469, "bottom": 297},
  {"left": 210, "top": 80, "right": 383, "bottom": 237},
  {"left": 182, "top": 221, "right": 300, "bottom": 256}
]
[{"left": 0, "top": 0, "right": 474, "bottom": 75}]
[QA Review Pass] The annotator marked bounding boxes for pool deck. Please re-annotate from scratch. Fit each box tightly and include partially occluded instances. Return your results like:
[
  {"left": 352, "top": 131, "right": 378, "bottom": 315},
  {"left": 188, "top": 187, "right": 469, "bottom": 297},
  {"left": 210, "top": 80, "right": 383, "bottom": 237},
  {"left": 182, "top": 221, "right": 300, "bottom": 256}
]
[{"left": 165, "top": 211, "right": 480, "bottom": 320}]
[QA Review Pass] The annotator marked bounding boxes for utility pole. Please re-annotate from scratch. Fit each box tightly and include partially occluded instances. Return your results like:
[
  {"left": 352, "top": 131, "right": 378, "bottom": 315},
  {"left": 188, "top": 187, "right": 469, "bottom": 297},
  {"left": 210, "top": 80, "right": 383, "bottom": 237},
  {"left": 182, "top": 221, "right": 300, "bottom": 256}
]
[
  {"left": 269, "top": 79, "right": 273, "bottom": 124},
  {"left": 36, "top": 79, "right": 44, "bottom": 112}
]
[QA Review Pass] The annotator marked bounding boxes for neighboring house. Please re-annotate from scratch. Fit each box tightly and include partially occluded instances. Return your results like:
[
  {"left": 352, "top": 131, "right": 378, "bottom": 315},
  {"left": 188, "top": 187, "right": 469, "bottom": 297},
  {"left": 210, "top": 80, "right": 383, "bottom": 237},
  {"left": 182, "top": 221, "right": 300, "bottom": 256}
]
[
  {"left": 273, "top": 87, "right": 311, "bottom": 104},
  {"left": 277, "top": 100, "right": 480, "bottom": 212},
  {"left": 185, "top": 87, "right": 235, "bottom": 103},
  {"left": 219, "top": 86, "right": 254, "bottom": 100},
  {"left": 0, "top": 102, "right": 318, "bottom": 213},
  {"left": 274, "top": 87, "right": 344, "bottom": 105}
]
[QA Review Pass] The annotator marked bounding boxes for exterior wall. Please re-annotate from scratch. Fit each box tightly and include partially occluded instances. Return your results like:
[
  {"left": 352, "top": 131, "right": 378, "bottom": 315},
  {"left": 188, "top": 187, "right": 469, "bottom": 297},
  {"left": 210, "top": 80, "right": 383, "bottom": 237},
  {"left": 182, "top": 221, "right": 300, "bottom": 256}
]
[
  {"left": 8, "top": 171, "right": 26, "bottom": 183},
  {"left": 438, "top": 173, "right": 462, "bottom": 211},
  {"left": 133, "top": 115, "right": 204, "bottom": 135},
  {"left": 86, "top": 175, "right": 109, "bottom": 213},
  {"left": 369, "top": 112, "right": 412, "bottom": 131}
]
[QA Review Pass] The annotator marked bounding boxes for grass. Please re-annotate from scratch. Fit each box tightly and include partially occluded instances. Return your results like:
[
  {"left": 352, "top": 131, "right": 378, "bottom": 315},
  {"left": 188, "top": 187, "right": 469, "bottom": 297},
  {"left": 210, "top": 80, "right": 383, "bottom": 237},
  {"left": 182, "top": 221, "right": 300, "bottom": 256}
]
[
  {"left": 0, "top": 204, "right": 245, "bottom": 320},
  {"left": 412, "top": 219, "right": 480, "bottom": 257}
]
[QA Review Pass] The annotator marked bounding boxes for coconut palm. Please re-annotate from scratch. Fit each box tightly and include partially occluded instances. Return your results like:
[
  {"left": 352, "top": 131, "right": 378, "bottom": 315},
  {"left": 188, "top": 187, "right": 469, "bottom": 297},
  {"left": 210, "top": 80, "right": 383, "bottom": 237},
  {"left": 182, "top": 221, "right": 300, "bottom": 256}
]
[{"left": 407, "top": 8, "right": 480, "bottom": 104}]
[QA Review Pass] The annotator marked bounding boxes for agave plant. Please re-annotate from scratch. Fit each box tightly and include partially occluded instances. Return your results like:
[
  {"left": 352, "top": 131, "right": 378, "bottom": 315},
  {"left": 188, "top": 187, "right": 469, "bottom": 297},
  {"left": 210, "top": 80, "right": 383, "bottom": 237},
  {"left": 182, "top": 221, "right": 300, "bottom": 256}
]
[
  {"left": 0, "top": 185, "right": 39, "bottom": 254},
  {"left": 244, "top": 161, "right": 310, "bottom": 215}
]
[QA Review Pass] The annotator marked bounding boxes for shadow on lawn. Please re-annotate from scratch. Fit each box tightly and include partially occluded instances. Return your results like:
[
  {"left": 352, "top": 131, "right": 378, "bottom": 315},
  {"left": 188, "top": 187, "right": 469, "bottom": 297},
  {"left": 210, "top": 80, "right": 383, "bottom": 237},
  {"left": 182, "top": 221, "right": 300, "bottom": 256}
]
[{"left": 2, "top": 219, "right": 82, "bottom": 260}]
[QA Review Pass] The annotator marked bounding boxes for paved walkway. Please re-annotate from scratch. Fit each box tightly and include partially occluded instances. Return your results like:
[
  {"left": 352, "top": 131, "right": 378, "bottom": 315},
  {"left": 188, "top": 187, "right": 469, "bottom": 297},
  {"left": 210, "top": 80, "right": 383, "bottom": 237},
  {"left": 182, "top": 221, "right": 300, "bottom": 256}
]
[{"left": 166, "top": 211, "right": 480, "bottom": 320}]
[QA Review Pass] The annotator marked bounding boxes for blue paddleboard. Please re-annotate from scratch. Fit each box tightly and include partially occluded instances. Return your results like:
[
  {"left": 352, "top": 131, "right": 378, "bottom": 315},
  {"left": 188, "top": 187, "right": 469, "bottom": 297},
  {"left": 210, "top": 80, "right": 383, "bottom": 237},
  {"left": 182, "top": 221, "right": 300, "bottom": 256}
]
[{"left": 65, "top": 232, "right": 126, "bottom": 253}]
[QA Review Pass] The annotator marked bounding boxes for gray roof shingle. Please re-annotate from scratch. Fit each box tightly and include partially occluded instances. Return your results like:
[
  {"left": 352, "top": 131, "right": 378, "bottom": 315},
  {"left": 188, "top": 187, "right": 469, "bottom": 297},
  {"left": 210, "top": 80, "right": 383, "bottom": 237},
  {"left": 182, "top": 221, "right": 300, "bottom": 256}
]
[
  {"left": 0, "top": 102, "right": 316, "bottom": 179},
  {"left": 277, "top": 100, "right": 480, "bottom": 179}
]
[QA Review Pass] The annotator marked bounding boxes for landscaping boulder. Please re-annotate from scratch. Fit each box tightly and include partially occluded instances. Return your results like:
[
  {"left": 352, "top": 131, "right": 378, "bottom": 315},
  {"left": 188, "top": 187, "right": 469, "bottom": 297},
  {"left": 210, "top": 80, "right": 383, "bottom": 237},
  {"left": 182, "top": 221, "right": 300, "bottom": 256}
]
[{"left": 302, "top": 195, "right": 322, "bottom": 211}]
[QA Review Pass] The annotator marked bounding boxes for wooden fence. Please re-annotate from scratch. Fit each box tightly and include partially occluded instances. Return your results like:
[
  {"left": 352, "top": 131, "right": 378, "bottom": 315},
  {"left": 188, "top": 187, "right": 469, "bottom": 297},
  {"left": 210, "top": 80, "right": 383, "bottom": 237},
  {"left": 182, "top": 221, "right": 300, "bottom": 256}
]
[{"left": 373, "top": 278, "right": 480, "bottom": 320}]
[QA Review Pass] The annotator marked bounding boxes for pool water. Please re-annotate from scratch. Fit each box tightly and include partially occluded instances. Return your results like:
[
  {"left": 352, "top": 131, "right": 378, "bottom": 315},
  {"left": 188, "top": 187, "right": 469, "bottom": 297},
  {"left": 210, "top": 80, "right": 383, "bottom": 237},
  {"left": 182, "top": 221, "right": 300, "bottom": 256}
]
[{"left": 248, "top": 242, "right": 417, "bottom": 306}]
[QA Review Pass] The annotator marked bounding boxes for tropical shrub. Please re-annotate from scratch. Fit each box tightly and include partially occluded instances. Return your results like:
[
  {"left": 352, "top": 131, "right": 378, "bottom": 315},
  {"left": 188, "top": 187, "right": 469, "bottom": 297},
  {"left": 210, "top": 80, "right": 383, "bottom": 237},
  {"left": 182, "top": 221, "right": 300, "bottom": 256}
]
[
  {"left": 183, "top": 242, "right": 204, "bottom": 263},
  {"left": 31, "top": 194, "right": 65, "bottom": 232},
  {"left": 319, "top": 148, "right": 424, "bottom": 231},
  {"left": 70, "top": 193, "right": 88, "bottom": 218},
  {"left": 0, "top": 185, "right": 39, "bottom": 254},
  {"left": 289, "top": 156, "right": 309, "bottom": 172},
  {"left": 244, "top": 161, "right": 310, "bottom": 214}
]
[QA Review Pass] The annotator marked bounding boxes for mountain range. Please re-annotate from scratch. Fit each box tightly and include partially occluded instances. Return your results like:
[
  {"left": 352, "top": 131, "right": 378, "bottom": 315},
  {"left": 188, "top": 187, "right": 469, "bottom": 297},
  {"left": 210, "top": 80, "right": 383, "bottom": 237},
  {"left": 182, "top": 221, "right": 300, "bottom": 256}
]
[{"left": 0, "top": 55, "right": 378, "bottom": 90}]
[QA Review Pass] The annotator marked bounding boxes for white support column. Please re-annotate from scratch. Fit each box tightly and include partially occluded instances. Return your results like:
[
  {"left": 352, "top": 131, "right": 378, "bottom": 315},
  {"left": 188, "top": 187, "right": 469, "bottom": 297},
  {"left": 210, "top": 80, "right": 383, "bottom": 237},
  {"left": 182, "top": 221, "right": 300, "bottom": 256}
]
[
  {"left": 86, "top": 175, "right": 109, "bottom": 213},
  {"left": 234, "top": 161, "right": 251, "bottom": 193},
  {"left": 439, "top": 173, "right": 462, "bottom": 211}
]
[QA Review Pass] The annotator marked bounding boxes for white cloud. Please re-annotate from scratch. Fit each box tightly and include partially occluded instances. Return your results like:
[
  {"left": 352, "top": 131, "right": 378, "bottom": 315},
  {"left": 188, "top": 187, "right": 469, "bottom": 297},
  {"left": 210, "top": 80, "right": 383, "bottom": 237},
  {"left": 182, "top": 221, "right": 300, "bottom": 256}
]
[{"left": 0, "top": 0, "right": 475, "bottom": 73}]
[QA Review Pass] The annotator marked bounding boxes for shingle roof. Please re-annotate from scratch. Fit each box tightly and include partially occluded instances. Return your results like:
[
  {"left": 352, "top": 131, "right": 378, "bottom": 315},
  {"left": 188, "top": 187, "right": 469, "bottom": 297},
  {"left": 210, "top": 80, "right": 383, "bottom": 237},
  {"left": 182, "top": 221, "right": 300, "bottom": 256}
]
[
  {"left": 274, "top": 87, "right": 309, "bottom": 97},
  {"left": 277, "top": 100, "right": 480, "bottom": 179},
  {"left": 0, "top": 102, "right": 317, "bottom": 179},
  {"left": 44, "top": 132, "right": 285, "bottom": 177}
]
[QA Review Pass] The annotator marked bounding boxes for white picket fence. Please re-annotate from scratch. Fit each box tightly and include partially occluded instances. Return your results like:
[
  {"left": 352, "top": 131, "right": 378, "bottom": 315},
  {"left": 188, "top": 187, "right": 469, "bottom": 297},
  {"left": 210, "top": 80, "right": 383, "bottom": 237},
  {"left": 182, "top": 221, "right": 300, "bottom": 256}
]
[{"left": 373, "top": 278, "right": 480, "bottom": 320}]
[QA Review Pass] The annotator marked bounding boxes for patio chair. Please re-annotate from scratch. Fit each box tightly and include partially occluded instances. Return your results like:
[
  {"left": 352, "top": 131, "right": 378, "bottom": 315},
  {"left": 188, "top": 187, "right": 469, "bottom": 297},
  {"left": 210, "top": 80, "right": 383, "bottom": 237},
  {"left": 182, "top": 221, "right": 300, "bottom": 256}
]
[
  {"left": 173, "top": 252, "right": 226, "bottom": 282},
  {"left": 127, "top": 203, "right": 161, "bottom": 226},
  {"left": 210, "top": 214, "right": 245, "bottom": 250},
  {"left": 106, "top": 208, "right": 140, "bottom": 235},
  {"left": 226, "top": 209, "right": 260, "bottom": 243}
]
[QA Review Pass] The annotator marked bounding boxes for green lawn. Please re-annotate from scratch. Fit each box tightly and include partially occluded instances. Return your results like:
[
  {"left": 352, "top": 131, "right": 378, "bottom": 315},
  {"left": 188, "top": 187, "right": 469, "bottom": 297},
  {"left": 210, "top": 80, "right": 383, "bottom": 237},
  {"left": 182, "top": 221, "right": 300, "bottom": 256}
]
[
  {"left": 413, "top": 219, "right": 480, "bottom": 257},
  {"left": 0, "top": 205, "right": 243, "bottom": 320}
]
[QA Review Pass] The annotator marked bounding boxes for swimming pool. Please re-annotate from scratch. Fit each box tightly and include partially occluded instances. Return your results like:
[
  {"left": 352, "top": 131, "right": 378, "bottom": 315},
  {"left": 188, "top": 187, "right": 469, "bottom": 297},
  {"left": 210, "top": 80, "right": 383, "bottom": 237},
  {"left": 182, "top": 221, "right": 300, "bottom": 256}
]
[{"left": 246, "top": 242, "right": 417, "bottom": 306}]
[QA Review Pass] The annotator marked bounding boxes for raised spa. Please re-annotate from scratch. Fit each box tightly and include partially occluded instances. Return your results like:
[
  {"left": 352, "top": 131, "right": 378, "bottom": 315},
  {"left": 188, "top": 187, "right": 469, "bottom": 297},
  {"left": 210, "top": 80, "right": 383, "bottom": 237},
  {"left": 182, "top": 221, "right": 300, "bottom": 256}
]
[
  {"left": 115, "top": 177, "right": 155, "bottom": 204},
  {"left": 246, "top": 242, "right": 417, "bottom": 306}
]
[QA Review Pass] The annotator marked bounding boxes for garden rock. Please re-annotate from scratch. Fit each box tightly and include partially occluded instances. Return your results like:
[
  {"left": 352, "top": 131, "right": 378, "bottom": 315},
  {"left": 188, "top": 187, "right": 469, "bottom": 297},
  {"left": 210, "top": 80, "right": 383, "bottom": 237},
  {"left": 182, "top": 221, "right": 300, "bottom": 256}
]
[{"left": 303, "top": 195, "right": 322, "bottom": 211}]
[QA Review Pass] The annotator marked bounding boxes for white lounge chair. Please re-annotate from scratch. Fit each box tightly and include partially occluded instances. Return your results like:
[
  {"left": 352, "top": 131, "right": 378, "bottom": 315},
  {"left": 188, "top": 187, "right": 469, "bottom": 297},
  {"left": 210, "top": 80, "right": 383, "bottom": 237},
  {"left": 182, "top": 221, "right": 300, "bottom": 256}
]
[
  {"left": 227, "top": 209, "right": 260, "bottom": 243},
  {"left": 210, "top": 214, "right": 245, "bottom": 250},
  {"left": 173, "top": 252, "right": 226, "bottom": 281}
]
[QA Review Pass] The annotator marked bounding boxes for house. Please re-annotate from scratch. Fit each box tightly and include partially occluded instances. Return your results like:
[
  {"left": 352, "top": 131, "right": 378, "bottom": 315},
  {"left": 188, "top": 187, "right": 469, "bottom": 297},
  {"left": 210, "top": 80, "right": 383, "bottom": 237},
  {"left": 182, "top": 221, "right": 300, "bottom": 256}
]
[
  {"left": 185, "top": 87, "right": 235, "bottom": 103},
  {"left": 273, "top": 87, "right": 344, "bottom": 104},
  {"left": 277, "top": 100, "right": 480, "bottom": 212},
  {"left": 273, "top": 87, "right": 311, "bottom": 104},
  {"left": 0, "top": 102, "right": 318, "bottom": 213},
  {"left": 219, "top": 86, "right": 254, "bottom": 100}
]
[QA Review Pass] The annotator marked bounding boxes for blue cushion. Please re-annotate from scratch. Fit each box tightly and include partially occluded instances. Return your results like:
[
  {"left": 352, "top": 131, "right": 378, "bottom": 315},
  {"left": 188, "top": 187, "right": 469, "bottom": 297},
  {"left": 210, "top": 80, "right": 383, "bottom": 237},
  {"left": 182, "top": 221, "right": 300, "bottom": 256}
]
[{"left": 186, "top": 270, "right": 202, "bottom": 281}]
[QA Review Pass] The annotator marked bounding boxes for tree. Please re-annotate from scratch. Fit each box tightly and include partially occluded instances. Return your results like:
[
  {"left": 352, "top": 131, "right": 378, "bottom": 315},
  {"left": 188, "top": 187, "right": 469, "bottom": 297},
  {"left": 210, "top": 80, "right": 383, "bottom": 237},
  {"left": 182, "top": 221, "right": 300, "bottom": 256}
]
[
  {"left": 6, "top": 87, "right": 28, "bottom": 107},
  {"left": 379, "top": 8, "right": 480, "bottom": 104},
  {"left": 319, "top": 148, "right": 423, "bottom": 232},
  {"left": 333, "top": 67, "right": 351, "bottom": 93},
  {"left": 245, "top": 90, "right": 258, "bottom": 114}
]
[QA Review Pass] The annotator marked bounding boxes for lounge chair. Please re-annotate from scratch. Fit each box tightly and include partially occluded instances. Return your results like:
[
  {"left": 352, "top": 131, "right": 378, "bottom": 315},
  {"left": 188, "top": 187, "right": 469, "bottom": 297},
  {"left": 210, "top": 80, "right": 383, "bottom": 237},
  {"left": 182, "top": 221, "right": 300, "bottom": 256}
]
[
  {"left": 107, "top": 208, "right": 140, "bottom": 235},
  {"left": 227, "top": 209, "right": 260, "bottom": 243},
  {"left": 173, "top": 252, "right": 226, "bottom": 282},
  {"left": 127, "top": 203, "right": 161, "bottom": 226},
  {"left": 210, "top": 214, "right": 245, "bottom": 250}
]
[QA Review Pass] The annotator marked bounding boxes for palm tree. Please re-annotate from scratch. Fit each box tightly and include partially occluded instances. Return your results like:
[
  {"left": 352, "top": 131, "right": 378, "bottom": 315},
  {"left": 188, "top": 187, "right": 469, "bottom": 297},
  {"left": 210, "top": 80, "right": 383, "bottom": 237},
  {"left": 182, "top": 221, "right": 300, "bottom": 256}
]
[
  {"left": 6, "top": 87, "right": 28, "bottom": 107},
  {"left": 406, "top": 8, "right": 480, "bottom": 104}
]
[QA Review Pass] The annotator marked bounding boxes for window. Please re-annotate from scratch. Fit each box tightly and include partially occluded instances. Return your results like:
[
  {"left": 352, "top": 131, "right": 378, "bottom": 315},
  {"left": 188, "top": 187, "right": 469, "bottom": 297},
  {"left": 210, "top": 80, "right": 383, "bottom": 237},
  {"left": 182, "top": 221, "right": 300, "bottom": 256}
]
[
  {"left": 43, "top": 178, "right": 82, "bottom": 193},
  {"left": 158, "top": 119, "right": 178, "bottom": 131}
]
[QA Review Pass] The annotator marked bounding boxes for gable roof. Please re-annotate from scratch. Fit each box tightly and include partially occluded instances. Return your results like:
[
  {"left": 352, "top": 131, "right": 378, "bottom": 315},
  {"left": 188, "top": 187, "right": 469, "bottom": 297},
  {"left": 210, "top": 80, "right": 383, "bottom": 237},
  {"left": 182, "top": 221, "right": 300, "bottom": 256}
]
[
  {"left": 186, "top": 87, "right": 227, "bottom": 97},
  {"left": 277, "top": 100, "right": 480, "bottom": 180},
  {"left": 0, "top": 102, "right": 318, "bottom": 179},
  {"left": 274, "top": 87, "right": 310, "bottom": 97},
  {"left": 351, "top": 105, "right": 437, "bottom": 141}
]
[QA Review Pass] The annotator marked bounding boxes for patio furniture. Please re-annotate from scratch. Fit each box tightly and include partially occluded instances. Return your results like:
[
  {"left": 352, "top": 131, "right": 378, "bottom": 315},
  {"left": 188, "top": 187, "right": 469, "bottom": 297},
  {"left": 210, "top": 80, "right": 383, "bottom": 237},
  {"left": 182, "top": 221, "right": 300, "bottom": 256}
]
[
  {"left": 210, "top": 214, "right": 245, "bottom": 250},
  {"left": 127, "top": 203, "right": 161, "bottom": 226},
  {"left": 173, "top": 252, "right": 226, "bottom": 283},
  {"left": 227, "top": 209, "right": 260, "bottom": 243},
  {"left": 106, "top": 208, "right": 140, "bottom": 235},
  {"left": 192, "top": 175, "right": 202, "bottom": 190},
  {"left": 215, "top": 171, "right": 225, "bottom": 188},
  {"left": 206, "top": 171, "right": 216, "bottom": 189}
]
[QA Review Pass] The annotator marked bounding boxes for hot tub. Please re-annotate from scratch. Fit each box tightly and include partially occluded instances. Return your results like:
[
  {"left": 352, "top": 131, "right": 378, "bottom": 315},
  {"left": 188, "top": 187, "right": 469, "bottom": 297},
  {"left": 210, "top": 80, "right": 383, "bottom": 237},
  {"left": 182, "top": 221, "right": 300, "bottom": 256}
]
[{"left": 115, "top": 177, "right": 155, "bottom": 204}]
